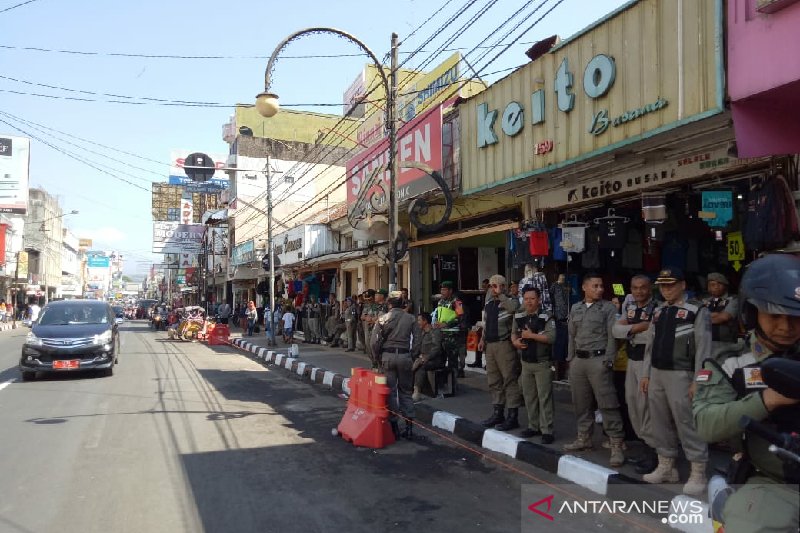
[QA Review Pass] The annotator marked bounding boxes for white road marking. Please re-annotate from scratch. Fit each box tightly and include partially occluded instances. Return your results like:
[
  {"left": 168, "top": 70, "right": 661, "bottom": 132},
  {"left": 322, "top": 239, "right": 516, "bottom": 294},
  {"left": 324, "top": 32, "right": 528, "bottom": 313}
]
[{"left": 0, "top": 379, "right": 17, "bottom": 391}]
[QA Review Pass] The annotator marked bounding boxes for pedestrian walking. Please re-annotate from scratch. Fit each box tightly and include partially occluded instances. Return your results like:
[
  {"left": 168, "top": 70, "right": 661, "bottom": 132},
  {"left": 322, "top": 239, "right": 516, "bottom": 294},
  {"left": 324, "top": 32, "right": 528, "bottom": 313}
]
[
  {"left": 245, "top": 301, "right": 257, "bottom": 337},
  {"left": 217, "top": 301, "right": 231, "bottom": 325}
]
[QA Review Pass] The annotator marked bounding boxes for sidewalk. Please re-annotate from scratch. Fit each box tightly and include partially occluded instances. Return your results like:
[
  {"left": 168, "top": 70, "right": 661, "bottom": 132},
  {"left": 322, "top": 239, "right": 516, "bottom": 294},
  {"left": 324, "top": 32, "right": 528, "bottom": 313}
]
[{"left": 224, "top": 329, "right": 721, "bottom": 532}]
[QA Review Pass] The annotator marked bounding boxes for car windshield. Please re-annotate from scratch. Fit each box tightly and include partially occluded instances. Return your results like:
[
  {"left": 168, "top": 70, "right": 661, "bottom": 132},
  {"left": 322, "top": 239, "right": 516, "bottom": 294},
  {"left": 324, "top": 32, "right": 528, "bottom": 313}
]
[{"left": 38, "top": 306, "right": 109, "bottom": 325}]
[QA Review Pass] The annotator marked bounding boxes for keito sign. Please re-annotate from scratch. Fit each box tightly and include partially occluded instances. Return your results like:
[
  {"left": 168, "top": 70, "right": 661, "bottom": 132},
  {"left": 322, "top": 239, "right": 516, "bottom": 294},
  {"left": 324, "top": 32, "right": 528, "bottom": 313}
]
[{"left": 346, "top": 103, "right": 444, "bottom": 208}]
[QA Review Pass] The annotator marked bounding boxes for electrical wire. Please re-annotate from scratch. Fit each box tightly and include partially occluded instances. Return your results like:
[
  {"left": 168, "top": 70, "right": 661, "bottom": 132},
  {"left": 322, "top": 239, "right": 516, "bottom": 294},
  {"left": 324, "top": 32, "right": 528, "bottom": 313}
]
[{"left": 0, "top": 0, "right": 42, "bottom": 15}]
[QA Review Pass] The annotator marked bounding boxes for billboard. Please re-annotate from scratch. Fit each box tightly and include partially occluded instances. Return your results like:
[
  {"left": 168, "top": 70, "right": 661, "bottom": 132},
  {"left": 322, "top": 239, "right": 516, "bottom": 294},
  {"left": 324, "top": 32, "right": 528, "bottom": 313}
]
[
  {"left": 0, "top": 135, "right": 30, "bottom": 214},
  {"left": 346, "top": 103, "right": 444, "bottom": 208},
  {"left": 87, "top": 254, "right": 111, "bottom": 268},
  {"left": 231, "top": 240, "right": 255, "bottom": 266},
  {"left": 152, "top": 221, "right": 205, "bottom": 254}
]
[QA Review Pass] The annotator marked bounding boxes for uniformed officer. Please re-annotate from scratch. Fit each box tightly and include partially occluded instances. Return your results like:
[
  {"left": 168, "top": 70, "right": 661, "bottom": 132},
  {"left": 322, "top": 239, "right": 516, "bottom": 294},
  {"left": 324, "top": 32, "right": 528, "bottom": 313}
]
[
  {"left": 640, "top": 267, "right": 711, "bottom": 497},
  {"left": 512, "top": 286, "right": 556, "bottom": 443},
  {"left": 371, "top": 290, "right": 417, "bottom": 439},
  {"left": 344, "top": 297, "right": 359, "bottom": 352},
  {"left": 361, "top": 289, "right": 377, "bottom": 366},
  {"left": 612, "top": 274, "right": 658, "bottom": 473},
  {"left": 693, "top": 255, "right": 800, "bottom": 533},
  {"left": 703, "top": 272, "right": 741, "bottom": 360},
  {"left": 564, "top": 273, "right": 626, "bottom": 467},
  {"left": 434, "top": 281, "right": 468, "bottom": 378},
  {"left": 477, "top": 274, "right": 522, "bottom": 431},
  {"left": 411, "top": 312, "right": 444, "bottom": 401},
  {"left": 303, "top": 295, "right": 321, "bottom": 344}
]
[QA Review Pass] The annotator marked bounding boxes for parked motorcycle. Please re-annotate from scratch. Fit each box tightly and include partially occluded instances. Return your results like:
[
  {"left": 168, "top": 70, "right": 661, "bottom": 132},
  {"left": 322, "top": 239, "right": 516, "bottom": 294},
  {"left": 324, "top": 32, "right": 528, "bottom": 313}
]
[{"left": 708, "top": 357, "right": 800, "bottom": 532}]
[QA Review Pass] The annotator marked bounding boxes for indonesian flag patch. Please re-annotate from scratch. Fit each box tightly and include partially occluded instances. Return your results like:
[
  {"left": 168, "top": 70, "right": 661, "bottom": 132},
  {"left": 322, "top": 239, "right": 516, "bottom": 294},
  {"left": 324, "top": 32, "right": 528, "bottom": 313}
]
[{"left": 696, "top": 369, "right": 712, "bottom": 383}]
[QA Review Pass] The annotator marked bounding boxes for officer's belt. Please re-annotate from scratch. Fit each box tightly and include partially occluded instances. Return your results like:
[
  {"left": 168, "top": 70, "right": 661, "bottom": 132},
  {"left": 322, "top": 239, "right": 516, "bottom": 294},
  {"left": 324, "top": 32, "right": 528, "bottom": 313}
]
[
  {"left": 382, "top": 347, "right": 410, "bottom": 355},
  {"left": 575, "top": 349, "right": 605, "bottom": 359}
]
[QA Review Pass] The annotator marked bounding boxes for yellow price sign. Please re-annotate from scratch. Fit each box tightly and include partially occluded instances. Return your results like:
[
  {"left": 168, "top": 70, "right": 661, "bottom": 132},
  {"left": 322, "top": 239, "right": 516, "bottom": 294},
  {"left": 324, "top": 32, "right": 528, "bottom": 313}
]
[
  {"left": 727, "top": 232, "right": 745, "bottom": 261},
  {"left": 612, "top": 284, "right": 626, "bottom": 296}
]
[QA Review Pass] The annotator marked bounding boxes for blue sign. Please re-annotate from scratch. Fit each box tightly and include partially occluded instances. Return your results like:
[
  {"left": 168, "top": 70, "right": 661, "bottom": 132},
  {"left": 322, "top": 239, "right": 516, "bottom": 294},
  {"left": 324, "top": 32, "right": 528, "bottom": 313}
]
[
  {"left": 168, "top": 175, "right": 229, "bottom": 191},
  {"left": 701, "top": 191, "right": 733, "bottom": 228},
  {"left": 87, "top": 255, "right": 110, "bottom": 268},
  {"left": 231, "top": 240, "right": 255, "bottom": 266}
]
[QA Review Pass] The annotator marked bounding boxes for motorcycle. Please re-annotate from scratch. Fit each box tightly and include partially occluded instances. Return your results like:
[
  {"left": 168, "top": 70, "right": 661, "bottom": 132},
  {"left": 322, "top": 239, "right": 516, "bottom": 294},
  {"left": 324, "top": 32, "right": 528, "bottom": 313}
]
[
  {"left": 708, "top": 357, "right": 800, "bottom": 533},
  {"left": 151, "top": 310, "right": 167, "bottom": 331}
]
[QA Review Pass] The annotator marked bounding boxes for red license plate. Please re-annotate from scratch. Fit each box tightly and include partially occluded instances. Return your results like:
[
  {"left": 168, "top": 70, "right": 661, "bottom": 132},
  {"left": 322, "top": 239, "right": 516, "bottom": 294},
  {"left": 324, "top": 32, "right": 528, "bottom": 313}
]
[{"left": 53, "top": 359, "right": 80, "bottom": 370}]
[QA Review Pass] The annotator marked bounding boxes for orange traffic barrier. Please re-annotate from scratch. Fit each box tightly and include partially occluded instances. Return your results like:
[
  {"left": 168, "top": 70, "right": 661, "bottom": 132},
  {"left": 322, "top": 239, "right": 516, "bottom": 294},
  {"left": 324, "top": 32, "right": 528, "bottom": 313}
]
[
  {"left": 207, "top": 323, "right": 231, "bottom": 345},
  {"left": 466, "top": 329, "right": 480, "bottom": 366},
  {"left": 336, "top": 368, "right": 395, "bottom": 448}
]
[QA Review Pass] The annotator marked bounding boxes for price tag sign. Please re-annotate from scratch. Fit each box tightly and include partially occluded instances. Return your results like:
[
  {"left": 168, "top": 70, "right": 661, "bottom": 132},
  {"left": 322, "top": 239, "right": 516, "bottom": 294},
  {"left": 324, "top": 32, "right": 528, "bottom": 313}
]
[
  {"left": 612, "top": 284, "right": 625, "bottom": 296},
  {"left": 727, "top": 232, "right": 745, "bottom": 261}
]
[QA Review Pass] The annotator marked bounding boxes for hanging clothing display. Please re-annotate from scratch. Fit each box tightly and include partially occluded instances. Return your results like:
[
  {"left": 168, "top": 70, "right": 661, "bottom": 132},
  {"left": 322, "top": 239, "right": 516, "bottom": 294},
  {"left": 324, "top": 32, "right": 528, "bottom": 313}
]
[
  {"left": 549, "top": 227, "right": 567, "bottom": 261},
  {"left": 621, "top": 227, "right": 643, "bottom": 269},
  {"left": 511, "top": 229, "right": 534, "bottom": 267},
  {"left": 581, "top": 227, "right": 601, "bottom": 269},
  {"left": 519, "top": 271, "right": 552, "bottom": 313},
  {"left": 744, "top": 174, "right": 800, "bottom": 251},
  {"left": 598, "top": 218, "right": 629, "bottom": 249},
  {"left": 642, "top": 192, "right": 667, "bottom": 222},
  {"left": 529, "top": 230, "right": 550, "bottom": 257},
  {"left": 561, "top": 225, "right": 586, "bottom": 253}
]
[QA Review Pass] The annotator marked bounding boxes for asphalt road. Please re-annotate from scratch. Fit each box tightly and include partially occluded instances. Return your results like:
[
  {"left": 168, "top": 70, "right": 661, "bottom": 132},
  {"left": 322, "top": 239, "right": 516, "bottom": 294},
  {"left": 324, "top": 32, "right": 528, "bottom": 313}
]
[{"left": 0, "top": 322, "right": 672, "bottom": 533}]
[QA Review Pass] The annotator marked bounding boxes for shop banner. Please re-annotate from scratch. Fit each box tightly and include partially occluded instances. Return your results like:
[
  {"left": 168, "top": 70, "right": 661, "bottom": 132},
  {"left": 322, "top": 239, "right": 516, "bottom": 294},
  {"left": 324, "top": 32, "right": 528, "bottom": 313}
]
[
  {"left": 0, "top": 135, "right": 30, "bottom": 215},
  {"left": 87, "top": 255, "right": 110, "bottom": 268},
  {"left": 346, "top": 103, "right": 444, "bottom": 209},
  {"left": 701, "top": 191, "right": 733, "bottom": 228},
  {"left": 231, "top": 239, "right": 255, "bottom": 266},
  {"left": 152, "top": 221, "right": 205, "bottom": 254}
]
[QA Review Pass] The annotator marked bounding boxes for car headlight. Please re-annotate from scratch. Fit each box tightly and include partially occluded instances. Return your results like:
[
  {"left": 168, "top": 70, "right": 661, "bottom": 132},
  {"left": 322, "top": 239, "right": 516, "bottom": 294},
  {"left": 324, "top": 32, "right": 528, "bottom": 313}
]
[
  {"left": 93, "top": 330, "right": 113, "bottom": 345},
  {"left": 25, "top": 331, "right": 43, "bottom": 347}
]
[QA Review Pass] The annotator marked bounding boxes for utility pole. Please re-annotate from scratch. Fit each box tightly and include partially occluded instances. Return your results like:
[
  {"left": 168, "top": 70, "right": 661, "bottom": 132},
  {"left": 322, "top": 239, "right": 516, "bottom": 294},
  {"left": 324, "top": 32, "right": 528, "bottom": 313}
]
[
  {"left": 387, "top": 32, "right": 399, "bottom": 292},
  {"left": 266, "top": 155, "right": 276, "bottom": 346}
]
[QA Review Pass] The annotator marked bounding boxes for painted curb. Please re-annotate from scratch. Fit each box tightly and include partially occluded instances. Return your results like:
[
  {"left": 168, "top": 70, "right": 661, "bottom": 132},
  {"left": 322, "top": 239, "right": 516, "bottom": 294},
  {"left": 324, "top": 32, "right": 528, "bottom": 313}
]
[{"left": 226, "top": 337, "right": 707, "bottom": 531}]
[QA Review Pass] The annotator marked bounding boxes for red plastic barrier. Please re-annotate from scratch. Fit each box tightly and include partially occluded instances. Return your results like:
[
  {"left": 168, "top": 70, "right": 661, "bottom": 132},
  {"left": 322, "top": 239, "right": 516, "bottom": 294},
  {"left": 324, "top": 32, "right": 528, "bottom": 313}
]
[
  {"left": 208, "top": 323, "right": 230, "bottom": 345},
  {"left": 337, "top": 368, "right": 396, "bottom": 448}
]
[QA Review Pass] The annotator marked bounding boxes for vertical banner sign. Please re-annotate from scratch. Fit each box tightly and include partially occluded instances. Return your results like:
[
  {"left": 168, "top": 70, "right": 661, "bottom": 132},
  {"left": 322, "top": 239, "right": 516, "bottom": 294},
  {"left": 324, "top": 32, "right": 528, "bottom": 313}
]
[
  {"left": 0, "top": 136, "right": 31, "bottom": 214},
  {"left": 181, "top": 197, "right": 194, "bottom": 224}
]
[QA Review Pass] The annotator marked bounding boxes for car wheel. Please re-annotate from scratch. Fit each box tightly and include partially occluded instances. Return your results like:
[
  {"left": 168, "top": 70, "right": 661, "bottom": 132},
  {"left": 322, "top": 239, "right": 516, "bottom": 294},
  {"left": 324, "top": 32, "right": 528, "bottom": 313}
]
[{"left": 21, "top": 371, "right": 36, "bottom": 381}]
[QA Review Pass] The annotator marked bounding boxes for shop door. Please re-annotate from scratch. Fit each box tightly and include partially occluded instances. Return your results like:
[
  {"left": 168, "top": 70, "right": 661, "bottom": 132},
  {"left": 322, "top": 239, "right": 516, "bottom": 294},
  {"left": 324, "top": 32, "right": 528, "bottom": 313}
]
[
  {"left": 458, "top": 248, "right": 479, "bottom": 290},
  {"left": 344, "top": 270, "right": 354, "bottom": 298},
  {"left": 431, "top": 254, "right": 458, "bottom": 293}
]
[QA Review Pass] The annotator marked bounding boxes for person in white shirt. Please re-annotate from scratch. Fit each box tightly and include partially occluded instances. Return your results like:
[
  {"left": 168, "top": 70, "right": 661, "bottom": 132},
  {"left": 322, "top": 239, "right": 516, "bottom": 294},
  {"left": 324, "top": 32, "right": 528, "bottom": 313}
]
[
  {"left": 281, "top": 308, "right": 296, "bottom": 343},
  {"left": 29, "top": 302, "right": 41, "bottom": 322}
]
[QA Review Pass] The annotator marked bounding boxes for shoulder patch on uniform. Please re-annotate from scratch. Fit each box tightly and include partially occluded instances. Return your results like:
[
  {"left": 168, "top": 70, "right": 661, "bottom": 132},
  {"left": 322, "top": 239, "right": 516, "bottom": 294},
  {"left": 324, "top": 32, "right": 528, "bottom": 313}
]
[
  {"left": 695, "top": 369, "right": 712, "bottom": 383},
  {"left": 684, "top": 303, "right": 700, "bottom": 314}
]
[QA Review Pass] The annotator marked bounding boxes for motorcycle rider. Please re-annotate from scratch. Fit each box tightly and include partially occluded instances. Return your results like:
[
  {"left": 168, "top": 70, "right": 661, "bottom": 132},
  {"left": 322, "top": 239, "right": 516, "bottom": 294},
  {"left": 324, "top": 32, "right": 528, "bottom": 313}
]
[{"left": 693, "top": 254, "right": 800, "bottom": 533}]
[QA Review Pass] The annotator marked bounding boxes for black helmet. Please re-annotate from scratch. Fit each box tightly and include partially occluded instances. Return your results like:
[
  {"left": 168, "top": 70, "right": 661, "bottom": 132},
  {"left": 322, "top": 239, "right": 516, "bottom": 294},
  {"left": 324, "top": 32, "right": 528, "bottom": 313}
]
[{"left": 740, "top": 254, "right": 800, "bottom": 329}]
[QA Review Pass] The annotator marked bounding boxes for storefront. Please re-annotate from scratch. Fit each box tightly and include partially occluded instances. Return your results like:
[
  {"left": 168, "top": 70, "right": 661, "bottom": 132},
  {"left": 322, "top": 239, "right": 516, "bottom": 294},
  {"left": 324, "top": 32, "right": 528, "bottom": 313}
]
[{"left": 452, "top": 0, "right": 795, "bottom": 297}]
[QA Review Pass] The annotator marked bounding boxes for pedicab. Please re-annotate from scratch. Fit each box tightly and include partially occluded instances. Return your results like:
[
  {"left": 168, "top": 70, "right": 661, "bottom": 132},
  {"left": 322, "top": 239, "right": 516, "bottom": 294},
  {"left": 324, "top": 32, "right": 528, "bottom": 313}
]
[{"left": 167, "top": 306, "right": 206, "bottom": 340}]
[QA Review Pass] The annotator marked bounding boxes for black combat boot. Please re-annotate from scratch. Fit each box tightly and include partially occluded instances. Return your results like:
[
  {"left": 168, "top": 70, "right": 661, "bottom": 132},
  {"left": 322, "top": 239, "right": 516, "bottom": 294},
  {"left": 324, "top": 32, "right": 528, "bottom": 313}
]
[
  {"left": 495, "top": 408, "right": 520, "bottom": 431},
  {"left": 634, "top": 445, "right": 658, "bottom": 475},
  {"left": 481, "top": 405, "right": 505, "bottom": 428},
  {"left": 401, "top": 420, "right": 414, "bottom": 440}
]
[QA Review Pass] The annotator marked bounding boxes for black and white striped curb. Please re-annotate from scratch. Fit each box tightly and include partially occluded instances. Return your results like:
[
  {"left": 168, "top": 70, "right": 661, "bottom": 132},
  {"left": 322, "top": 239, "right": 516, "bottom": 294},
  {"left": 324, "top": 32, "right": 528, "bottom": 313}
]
[
  {"left": 0, "top": 323, "right": 17, "bottom": 332},
  {"left": 228, "top": 337, "right": 708, "bottom": 533}
]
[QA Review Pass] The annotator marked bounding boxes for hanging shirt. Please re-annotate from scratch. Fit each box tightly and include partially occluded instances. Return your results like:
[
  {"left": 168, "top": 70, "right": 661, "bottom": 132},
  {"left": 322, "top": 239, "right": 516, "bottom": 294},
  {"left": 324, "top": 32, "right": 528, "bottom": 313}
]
[
  {"left": 549, "top": 227, "right": 567, "bottom": 261},
  {"left": 598, "top": 218, "right": 628, "bottom": 249},
  {"left": 529, "top": 230, "right": 550, "bottom": 257},
  {"left": 581, "top": 228, "right": 601, "bottom": 269},
  {"left": 622, "top": 227, "right": 643, "bottom": 269},
  {"left": 561, "top": 226, "right": 586, "bottom": 254},
  {"left": 662, "top": 232, "right": 689, "bottom": 272}
]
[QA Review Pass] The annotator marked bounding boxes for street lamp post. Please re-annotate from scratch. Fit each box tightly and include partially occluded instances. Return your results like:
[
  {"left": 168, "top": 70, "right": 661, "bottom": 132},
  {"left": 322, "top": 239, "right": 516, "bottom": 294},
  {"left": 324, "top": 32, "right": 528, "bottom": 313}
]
[{"left": 255, "top": 28, "right": 400, "bottom": 291}]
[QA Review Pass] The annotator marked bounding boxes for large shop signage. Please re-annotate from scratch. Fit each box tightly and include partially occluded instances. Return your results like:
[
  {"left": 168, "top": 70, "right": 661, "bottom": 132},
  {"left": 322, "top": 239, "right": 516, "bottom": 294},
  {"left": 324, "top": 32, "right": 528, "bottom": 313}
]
[
  {"left": 153, "top": 222, "right": 205, "bottom": 254},
  {"left": 531, "top": 147, "right": 760, "bottom": 208},
  {"left": 346, "top": 103, "right": 444, "bottom": 209},
  {"left": 477, "top": 55, "right": 669, "bottom": 147},
  {"left": 460, "top": 0, "right": 723, "bottom": 195}
]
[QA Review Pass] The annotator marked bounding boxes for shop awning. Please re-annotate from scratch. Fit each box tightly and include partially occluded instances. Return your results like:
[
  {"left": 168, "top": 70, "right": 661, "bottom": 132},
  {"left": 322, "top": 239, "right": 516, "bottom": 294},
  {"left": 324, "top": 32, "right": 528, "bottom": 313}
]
[
  {"left": 305, "top": 249, "right": 369, "bottom": 267},
  {"left": 230, "top": 265, "right": 261, "bottom": 280},
  {"left": 410, "top": 221, "right": 519, "bottom": 247}
]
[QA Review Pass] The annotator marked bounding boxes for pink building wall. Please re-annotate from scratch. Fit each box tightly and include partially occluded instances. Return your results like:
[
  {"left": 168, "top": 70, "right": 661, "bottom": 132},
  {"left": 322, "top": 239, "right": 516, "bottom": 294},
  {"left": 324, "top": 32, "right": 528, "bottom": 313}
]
[
  {"left": 728, "top": 0, "right": 800, "bottom": 100},
  {"left": 728, "top": 0, "right": 800, "bottom": 156}
]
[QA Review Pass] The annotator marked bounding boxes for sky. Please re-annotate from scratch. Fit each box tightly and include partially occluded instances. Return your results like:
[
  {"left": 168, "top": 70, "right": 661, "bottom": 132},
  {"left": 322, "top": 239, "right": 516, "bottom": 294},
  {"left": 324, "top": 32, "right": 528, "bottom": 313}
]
[{"left": 0, "top": 0, "right": 629, "bottom": 277}]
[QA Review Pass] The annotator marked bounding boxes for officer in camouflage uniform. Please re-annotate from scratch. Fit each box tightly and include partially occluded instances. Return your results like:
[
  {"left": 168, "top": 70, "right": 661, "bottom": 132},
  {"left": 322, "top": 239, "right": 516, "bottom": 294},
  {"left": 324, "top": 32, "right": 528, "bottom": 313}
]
[
  {"left": 371, "top": 290, "right": 417, "bottom": 439},
  {"left": 434, "top": 281, "right": 468, "bottom": 378},
  {"left": 703, "top": 272, "right": 741, "bottom": 360},
  {"left": 411, "top": 311, "right": 444, "bottom": 401},
  {"left": 640, "top": 267, "right": 711, "bottom": 496},
  {"left": 361, "top": 289, "right": 378, "bottom": 367},
  {"left": 564, "top": 272, "right": 626, "bottom": 467},
  {"left": 694, "top": 255, "right": 800, "bottom": 533},
  {"left": 478, "top": 274, "right": 522, "bottom": 431}
]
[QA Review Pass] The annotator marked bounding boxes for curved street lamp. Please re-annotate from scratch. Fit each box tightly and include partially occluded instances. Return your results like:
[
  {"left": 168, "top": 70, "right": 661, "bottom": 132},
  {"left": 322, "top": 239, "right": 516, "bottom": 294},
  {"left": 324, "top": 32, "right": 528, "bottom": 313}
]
[{"left": 255, "top": 27, "right": 401, "bottom": 290}]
